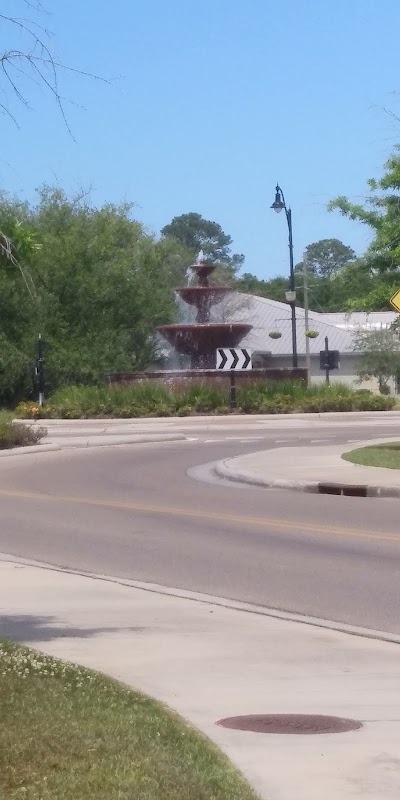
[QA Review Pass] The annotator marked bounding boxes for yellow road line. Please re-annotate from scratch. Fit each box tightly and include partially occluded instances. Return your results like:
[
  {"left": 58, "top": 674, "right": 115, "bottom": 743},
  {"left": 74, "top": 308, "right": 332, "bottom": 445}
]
[{"left": 1, "top": 487, "right": 399, "bottom": 544}]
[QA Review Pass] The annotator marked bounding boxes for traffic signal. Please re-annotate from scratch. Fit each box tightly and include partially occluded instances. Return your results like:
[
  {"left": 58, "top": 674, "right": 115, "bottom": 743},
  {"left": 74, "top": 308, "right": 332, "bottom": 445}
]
[{"left": 320, "top": 350, "right": 340, "bottom": 370}]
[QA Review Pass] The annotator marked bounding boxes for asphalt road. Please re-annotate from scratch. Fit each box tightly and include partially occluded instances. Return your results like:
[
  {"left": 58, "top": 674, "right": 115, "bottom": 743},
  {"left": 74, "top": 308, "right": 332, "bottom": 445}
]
[{"left": 1, "top": 416, "right": 400, "bottom": 634}]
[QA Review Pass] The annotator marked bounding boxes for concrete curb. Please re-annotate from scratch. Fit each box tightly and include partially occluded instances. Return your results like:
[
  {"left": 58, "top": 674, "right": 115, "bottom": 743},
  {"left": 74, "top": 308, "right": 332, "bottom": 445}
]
[
  {"left": 1, "top": 551, "right": 399, "bottom": 645},
  {"left": 215, "top": 460, "right": 320, "bottom": 493},
  {"left": 46, "top": 433, "right": 187, "bottom": 449},
  {"left": 215, "top": 459, "right": 400, "bottom": 499},
  {"left": 0, "top": 442, "right": 61, "bottom": 458},
  {"left": 0, "top": 433, "right": 187, "bottom": 457}
]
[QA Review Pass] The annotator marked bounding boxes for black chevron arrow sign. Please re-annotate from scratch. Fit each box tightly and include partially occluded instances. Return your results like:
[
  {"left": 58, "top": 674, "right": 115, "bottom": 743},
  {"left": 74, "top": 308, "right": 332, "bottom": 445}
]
[
  {"left": 216, "top": 348, "right": 252, "bottom": 370},
  {"left": 242, "top": 350, "right": 251, "bottom": 370},
  {"left": 230, "top": 348, "right": 239, "bottom": 369},
  {"left": 217, "top": 348, "right": 228, "bottom": 369}
]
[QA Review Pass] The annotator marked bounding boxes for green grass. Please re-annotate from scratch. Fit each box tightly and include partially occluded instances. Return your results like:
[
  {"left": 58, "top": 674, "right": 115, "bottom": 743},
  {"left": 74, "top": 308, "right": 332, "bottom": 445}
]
[
  {"left": 343, "top": 442, "right": 400, "bottom": 470},
  {"left": 0, "top": 640, "right": 259, "bottom": 800},
  {"left": 14, "top": 381, "right": 396, "bottom": 419},
  {"left": 0, "top": 411, "right": 45, "bottom": 449}
]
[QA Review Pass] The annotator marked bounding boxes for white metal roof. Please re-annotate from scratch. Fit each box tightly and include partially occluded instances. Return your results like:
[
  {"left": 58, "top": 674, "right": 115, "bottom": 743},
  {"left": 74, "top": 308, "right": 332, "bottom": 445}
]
[
  {"left": 214, "top": 293, "right": 355, "bottom": 355},
  {"left": 322, "top": 311, "right": 397, "bottom": 330}
]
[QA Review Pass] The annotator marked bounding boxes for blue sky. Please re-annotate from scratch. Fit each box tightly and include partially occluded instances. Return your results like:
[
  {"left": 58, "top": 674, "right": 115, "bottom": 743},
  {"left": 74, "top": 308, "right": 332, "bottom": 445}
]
[{"left": 1, "top": 0, "right": 400, "bottom": 278}]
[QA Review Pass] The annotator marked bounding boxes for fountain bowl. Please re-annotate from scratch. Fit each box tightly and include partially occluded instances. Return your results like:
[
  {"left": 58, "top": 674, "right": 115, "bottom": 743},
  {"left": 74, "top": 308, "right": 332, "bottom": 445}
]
[
  {"left": 156, "top": 322, "right": 252, "bottom": 357},
  {"left": 175, "top": 286, "right": 231, "bottom": 307}
]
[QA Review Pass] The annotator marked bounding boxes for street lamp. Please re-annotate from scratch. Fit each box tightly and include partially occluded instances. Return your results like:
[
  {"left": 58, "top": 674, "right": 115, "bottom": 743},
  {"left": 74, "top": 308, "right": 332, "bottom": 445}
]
[{"left": 271, "top": 184, "right": 298, "bottom": 368}]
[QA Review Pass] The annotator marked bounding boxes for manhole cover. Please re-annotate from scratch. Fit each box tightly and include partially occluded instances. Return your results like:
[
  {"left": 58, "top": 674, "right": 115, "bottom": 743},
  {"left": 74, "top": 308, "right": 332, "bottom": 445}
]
[{"left": 216, "top": 714, "right": 362, "bottom": 735}]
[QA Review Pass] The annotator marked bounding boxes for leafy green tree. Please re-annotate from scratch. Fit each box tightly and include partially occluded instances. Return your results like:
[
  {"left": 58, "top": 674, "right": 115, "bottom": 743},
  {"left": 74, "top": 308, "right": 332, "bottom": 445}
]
[
  {"left": 329, "top": 147, "right": 400, "bottom": 309},
  {"left": 234, "top": 239, "right": 358, "bottom": 312},
  {"left": 31, "top": 188, "right": 178, "bottom": 384},
  {"left": 0, "top": 188, "right": 183, "bottom": 403},
  {"left": 161, "top": 212, "right": 244, "bottom": 278},
  {"left": 234, "top": 273, "right": 289, "bottom": 302},
  {"left": 353, "top": 327, "right": 400, "bottom": 394},
  {"left": 297, "top": 239, "right": 356, "bottom": 279},
  {"left": 0, "top": 2, "right": 107, "bottom": 311},
  {"left": 0, "top": 196, "right": 45, "bottom": 402},
  {"left": 153, "top": 235, "right": 194, "bottom": 287}
]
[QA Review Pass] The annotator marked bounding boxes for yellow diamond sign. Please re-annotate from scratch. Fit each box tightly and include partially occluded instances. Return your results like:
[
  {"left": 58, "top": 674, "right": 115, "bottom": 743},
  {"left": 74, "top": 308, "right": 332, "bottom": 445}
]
[{"left": 390, "top": 289, "right": 400, "bottom": 313}]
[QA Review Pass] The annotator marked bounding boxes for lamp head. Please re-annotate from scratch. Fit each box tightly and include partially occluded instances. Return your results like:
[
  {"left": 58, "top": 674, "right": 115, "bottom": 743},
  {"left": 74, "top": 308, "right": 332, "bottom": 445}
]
[
  {"left": 285, "top": 290, "right": 296, "bottom": 303},
  {"left": 271, "top": 185, "right": 285, "bottom": 213}
]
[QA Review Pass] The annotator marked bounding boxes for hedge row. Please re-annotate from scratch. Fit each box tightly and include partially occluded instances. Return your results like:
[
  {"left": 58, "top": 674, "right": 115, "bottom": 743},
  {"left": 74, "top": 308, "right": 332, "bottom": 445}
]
[{"left": 14, "top": 381, "right": 396, "bottom": 419}]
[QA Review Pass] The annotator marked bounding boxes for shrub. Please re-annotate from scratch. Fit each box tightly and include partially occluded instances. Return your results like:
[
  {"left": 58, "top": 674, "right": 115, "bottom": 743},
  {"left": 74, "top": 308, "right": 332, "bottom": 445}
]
[
  {"left": 216, "top": 405, "right": 230, "bottom": 415},
  {"left": 13, "top": 380, "right": 397, "bottom": 419},
  {"left": 175, "top": 405, "right": 193, "bottom": 416},
  {"left": 175, "top": 384, "right": 225, "bottom": 413},
  {"left": 0, "top": 413, "right": 46, "bottom": 449},
  {"left": 14, "top": 401, "right": 45, "bottom": 420},
  {"left": 353, "top": 394, "right": 395, "bottom": 411}
]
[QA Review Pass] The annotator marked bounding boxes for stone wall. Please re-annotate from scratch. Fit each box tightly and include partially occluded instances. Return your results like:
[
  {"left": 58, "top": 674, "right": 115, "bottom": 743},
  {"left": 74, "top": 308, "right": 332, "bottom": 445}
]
[{"left": 105, "top": 368, "right": 308, "bottom": 390}]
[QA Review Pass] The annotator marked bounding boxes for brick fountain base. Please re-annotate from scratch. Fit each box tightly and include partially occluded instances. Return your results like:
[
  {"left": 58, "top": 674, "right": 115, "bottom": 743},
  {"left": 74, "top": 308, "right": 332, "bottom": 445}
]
[{"left": 105, "top": 368, "right": 308, "bottom": 390}]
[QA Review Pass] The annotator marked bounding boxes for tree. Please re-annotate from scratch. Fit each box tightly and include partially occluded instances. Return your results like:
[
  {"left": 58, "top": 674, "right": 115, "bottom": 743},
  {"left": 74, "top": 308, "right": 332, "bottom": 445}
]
[
  {"left": 234, "top": 273, "right": 289, "bottom": 302},
  {"left": 298, "top": 239, "right": 356, "bottom": 279},
  {"left": 329, "top": 147, "right": 400, "bottom": 309},
  {"left": 0, "top": 187, "right": 184, "bottom": 403},
  {"left": 1, "top": 2, "right": 107, "bottom": 286},
  {"left": 293, "top": 241, "right": 360, "bottom": 312},
  {"left": 353, "top": 327, "right": 400, "bottom": 394},
  {"left": 234, "top": 239, "right": 358, "bottom": 312},
  {"left": 161, "top": 212, "right": 244, "bottom": 278},
  {"left": 1, "top": 1, "right": 105, "bottom": 131}
]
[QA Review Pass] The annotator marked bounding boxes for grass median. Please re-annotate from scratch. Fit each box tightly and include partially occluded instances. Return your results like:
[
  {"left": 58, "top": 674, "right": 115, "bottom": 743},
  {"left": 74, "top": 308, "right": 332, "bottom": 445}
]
[
  {"left": 0, "top": 640, "right": 259, "bottom": 800},
  {"left": 343, "top": 442, "right": 400, "bottom": 470}
]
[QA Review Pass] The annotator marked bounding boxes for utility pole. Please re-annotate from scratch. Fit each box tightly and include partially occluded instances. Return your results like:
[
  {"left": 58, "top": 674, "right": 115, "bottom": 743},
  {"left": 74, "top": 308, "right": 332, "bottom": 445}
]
[{"left": 303, "top": 250, "right": 311, "bottom": 380}]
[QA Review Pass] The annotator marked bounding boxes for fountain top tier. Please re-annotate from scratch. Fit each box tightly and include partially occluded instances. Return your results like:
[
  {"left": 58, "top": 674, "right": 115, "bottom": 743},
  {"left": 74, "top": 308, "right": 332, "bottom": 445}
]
[
  {"left": 174, "top": 258, "right": 232, "bottom": 320},
  {"left": 156, "top": 255, "right": 252, "bottom": 369},
  {"left": 190, "top": 263, "right": 215, "bottom": 286}
]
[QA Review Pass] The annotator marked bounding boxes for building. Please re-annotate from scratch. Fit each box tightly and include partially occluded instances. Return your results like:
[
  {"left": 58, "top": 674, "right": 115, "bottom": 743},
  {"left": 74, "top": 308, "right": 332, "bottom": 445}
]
[{"left": 218, "top": 294, "right": 397, "bottom": 390}]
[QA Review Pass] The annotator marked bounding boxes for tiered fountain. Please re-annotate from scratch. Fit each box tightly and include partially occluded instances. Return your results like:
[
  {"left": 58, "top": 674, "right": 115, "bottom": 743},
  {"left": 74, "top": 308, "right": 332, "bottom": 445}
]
[
  {"left": 107, "top": 252, "right": 307, "bottom": 387},
  {"left": 157, "top": 253, "right": 252, "bottom": 369}
]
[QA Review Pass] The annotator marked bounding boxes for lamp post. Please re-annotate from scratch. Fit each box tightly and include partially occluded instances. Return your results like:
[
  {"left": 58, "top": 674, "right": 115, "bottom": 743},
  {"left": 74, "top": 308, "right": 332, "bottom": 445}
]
[{"left": 271, "top": 184, "right": 298, "bottom": 368}]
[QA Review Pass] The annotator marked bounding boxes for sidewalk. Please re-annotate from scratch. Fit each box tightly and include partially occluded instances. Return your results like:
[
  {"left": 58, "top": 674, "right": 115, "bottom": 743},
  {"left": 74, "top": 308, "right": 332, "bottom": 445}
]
[
  {"left": 1, "top": 555, "right": 400, "bottom": 800},
  {"left": 216, "top": 437, "right": 400, "bottom": 497}
]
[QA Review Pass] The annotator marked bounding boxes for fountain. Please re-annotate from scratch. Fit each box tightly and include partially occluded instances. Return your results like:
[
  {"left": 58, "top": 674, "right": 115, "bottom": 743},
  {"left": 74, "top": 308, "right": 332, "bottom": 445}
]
[
  {"left": 157, "top": 254, "right": 252, "bottom": 369},
  {"left": 106, "top": 251, "right": 308, "bottom": 389}
]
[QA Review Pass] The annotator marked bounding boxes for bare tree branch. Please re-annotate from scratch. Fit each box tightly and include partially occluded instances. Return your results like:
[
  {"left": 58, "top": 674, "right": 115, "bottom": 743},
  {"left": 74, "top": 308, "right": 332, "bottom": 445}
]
[
  {"left": 0, "top": 231, "right": 36, "bottom": 299},
  {"left": 0, "top": 2, "right": 110, "bottom": 135}
]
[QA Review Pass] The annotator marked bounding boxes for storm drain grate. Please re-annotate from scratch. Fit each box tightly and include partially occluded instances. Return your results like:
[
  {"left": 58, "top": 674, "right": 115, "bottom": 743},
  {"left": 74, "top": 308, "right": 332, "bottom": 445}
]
[
  {"left": 318, "top": 483, "right": 367, "bottom": 497},
  {"left": 216, "top": 714, "right": 362, "bottom": 735}
]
